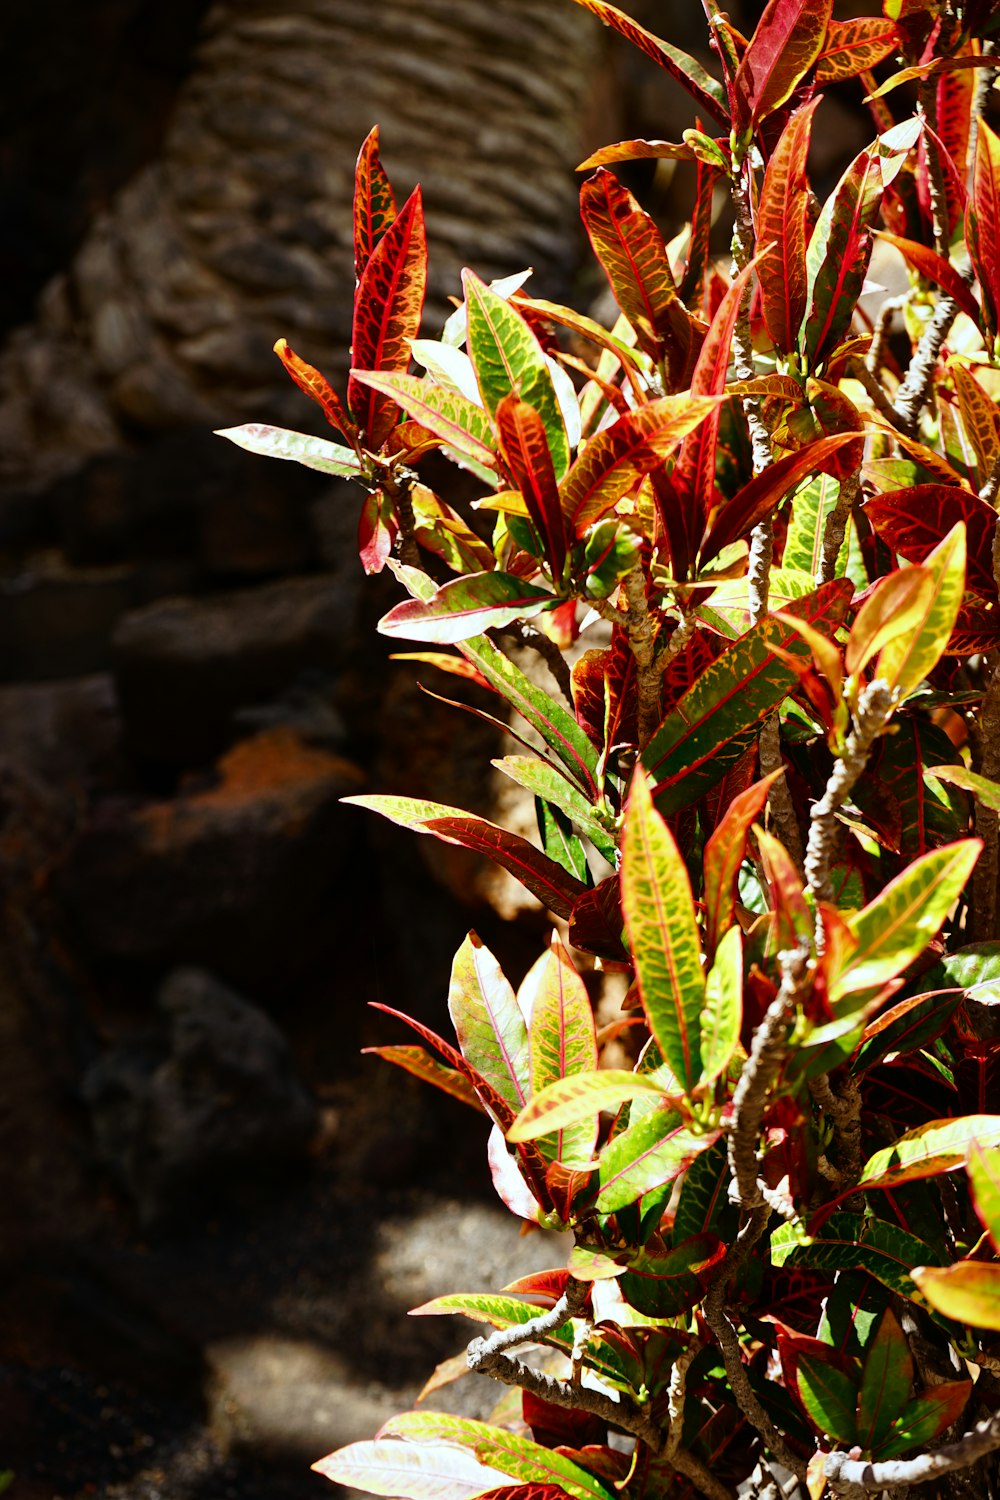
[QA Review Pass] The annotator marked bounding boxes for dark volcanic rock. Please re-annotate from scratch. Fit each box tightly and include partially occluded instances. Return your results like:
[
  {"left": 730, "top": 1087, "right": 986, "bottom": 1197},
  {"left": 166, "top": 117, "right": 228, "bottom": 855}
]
[
  {"left": 54, "top": 726, "right": 366, "bottom": 991},
  {"left": 82, "top": 966, "right": 319, "bottom": 1226},
  {"left": 112, "top": 572, "right": 360, "bottom": 766}
]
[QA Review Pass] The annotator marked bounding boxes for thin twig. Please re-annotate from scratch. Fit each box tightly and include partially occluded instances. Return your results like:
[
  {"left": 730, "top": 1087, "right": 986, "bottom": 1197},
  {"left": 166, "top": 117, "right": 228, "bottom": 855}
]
[
  {"left": 849, "top": 358, "right": 907, "bottom": 434},
  {"left": 819, "top": 473, "right": 861, "bottom": 588},
  {"left": 511, "top": 621, "right": 575, "bottom": 704},
  {"left": 824, "top": 1407, "right": 1000, "bottom": 1494},
  {"left": 893, "top": 295, "right": 958, "bottom": 435},
  {"left": 866, "top": 293, "right": 909, "bottom": 377}
]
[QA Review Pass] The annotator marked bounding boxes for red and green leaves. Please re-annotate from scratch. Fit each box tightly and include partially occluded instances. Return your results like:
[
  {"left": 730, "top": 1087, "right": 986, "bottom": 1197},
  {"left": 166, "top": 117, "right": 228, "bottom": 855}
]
[
  {"left": 348, "top": 186, "right": 428, "bottom": 450},
  {"left": 353, "top": 125, "right": 398, "bottom": 279},
  {"left": 526, "top": 936, "right": 599, "bottom": 1168},
  {"left": 621, "top": 767, "right": 705, "bottom": 1094},
  {"left": 802, "top": 145, "right": 883, "bottom": 368},
  {"left": 757, "top": 102, "right": 819, "bottom": 355},
  {"left": 966, "top": 118, "right": 1000, "bottom": 344},
  {"left": 496, "top": 395, "right": 567, "bottom": 579},
  {"left": 732, "top": 0, "right": 833, "bottom": 134},
  {"left": 580, "top": 168, "right": 696, "bottom": 381}
]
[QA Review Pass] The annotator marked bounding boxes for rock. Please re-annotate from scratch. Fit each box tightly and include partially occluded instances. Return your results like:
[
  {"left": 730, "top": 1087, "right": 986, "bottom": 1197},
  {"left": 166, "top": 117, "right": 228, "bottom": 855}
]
[
  {"left": 0, "top": 673, "right": 120, "bottom": 788},
  {"left": 82, "top": 966, "right": 319, "bottom": 1227},
  {"left": 54, "top": 726, "right": 367, "bottom": 991},
  {"left": 112, "top": 572, "right": 361, "bottom": 766}
]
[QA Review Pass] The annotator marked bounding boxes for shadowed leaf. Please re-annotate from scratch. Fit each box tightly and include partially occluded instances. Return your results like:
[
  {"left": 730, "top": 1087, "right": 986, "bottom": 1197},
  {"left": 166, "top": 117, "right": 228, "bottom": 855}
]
[{"left": 566, "top": 0, "right": 729, "bottom": 126}]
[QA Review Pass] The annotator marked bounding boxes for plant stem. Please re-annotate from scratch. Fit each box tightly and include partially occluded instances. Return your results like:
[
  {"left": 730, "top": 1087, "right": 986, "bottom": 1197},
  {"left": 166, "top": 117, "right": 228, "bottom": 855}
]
[
  {"left": 382, "top": 469, "right": 421, "bottom": 568},
  {"left": 803, "top": 679, "right": 895, "bottom": 908},
  {"left": 893, "top": 295, "right": 958, "bottom": 435},
  {"left": 825, "top": 1407, "right": 1000, "bottom": 1495},
  {"left": 866, "top": 294, "right": 910, "bottom": 377},
  {"left": 819, "top": 473, "right": 861, "bottom": 588},
  {"left": 622, "top": 567, "right": 661, "bottom": 746}
]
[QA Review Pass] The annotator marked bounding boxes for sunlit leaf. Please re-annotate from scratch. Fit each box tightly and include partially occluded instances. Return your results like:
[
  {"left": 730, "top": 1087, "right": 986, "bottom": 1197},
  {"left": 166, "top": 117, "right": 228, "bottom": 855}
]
[
  {"left": 348, "top": 188, "right": 428, "bottom": 449},
  {"left": 313, "top": 1438, "right": 512, "bottom": 1500},
  {"left": 353, "top": 124, "right": 398, "bottom": 279},
  {"left": 733, "top": 0, "right": 833, "bottom": 128},
  {"left": 816, "top": 17, "right": 899, "bottom": 83},
  {"left": 349, "top": 369, "right": 497, "bottom": 470},
  {"left": 380, "top": 1413, "right": 617, "bottom": 1500},
  {"left": 877, "top": 523, "right": 967, "bottom": 699},
  {"left": 595, "top": 1110, "right": 714, "bottom": 1215},
  {"left": 528, "top": 936, "right": 600, "bottom": 1168},
  {"left": 496, "top": 394, "right": 568, "bottom": 577},
  {"left": 215, "top": 422, "right": 363, "bottom": 478},
  {"left": 803, "top": 147, "right": 882, "bottom": 368},
  {"left": 864, "top": 491, "right": 993, "bottom": 597},
  {"left": 845, "top": 567, "right": 935, "bottom": 678},
  {"left": 508, "top": 1069, "right": 674, "bottom": 1143},
  {"left": 874, "top": 232, "right": 981, "bottom": 324},
  {"left": 968, "top": 1136, "right": 1000, "bottom": 1248},
  {"left": 448, "top": 932, "right": 529, "bottom": 1117},
  {"left": 796, "top": 1354, "right": 858, "bottom": 1446},
  {"left": 363, "top": 1044, "right": 485, "bottom": 1112},
  {"left": 758, "top": 101, "right": 820, "bottom": 354},
  {"left": 703, "top": 771, "right": 782, "bottom": 959},
  {"left": 273, "top": 338, "right": 358, "bottom": 445},
  {"left": 857, "top": 1115, "right": 1000, "bottom": 1191},
  {"left": 873, "top": 1381, "right": 974, "bottom": 1459},
  {"left": 967, "top": 118, "right": 1000, "bottom": 340},
  {"left": 621, "top": 766, "right": 704, "bottom": 1092},
  {"left": 856, "top": 1309, "right": 913, "bottom": 1453},
  {"left": 378, "top": 572, "right": 554, "bottom": 644},
  {"left": 700, "top": 926, "right": 743, "bottom": 1089},
  {"left": 911, "top": 1262, "right": 1000, "bottom": 1331},
  {"left": 772, "top": 1214, "right": 942, "bottom": 1301}
]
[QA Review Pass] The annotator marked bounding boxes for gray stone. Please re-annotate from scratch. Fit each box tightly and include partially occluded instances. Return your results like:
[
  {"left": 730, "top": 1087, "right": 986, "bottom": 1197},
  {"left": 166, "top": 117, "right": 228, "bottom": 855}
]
[{"left": 82, "top": 966, "right": 319, "bottom": 1227}]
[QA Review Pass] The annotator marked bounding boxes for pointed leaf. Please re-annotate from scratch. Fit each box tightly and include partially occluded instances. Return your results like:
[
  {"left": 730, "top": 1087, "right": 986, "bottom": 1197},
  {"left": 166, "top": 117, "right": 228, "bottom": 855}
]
[
  {"left": 857, "top": 1309, "right": 913, "bottom": 1453},
  {"left": 448, "top": 932, "right": 530, "bottom": 1116},
  {"left": 215, "top": 423, "right": 363, "bottom": 478},
  {"left": 952, "top": 361, "right": 1000, "bottom": 482},
  {"left": 771, "top": 1213, "right": 943, "bottom": 1301},
  {"left": 702, "top": 772, "right": 782, "bottom": 959},
  {"left": 864, "top": 491, "right": 992, "bottom": 597},
  {"left": 566, "top": 0, "right": 729, "bottom": 127},
  {"left": 927, "top": 764, "right": 1000, "bottom": 812},
  {"left": 700, "top": 926, "right": 743, "bottom": 1089},
  {"left": 345, "top": 793, "right": 587, "bottom": 918},
  {"left": 273, "top": 339, "right": 358, "bottom": 444},
  {"left": 803, "top": 147, "right": 882, "bottom": 367},
  {"left": 857, "top": 1115, "right": 1000, "bottom": 1191},
  {"left": 619, "top": 1232, "right": 725, "bottom": 1317},
  {"left": 508, "top": 1069, "right": 674, "bottom": 1143},
  {"left": 967, "top": 119, "right": 1000, "bottom": 340},
  {"left": 875, "top": 232, "right": 981, "bottom": 324},
  {"left": 643, "top": 580, "right": 854, "bottom": 813},
  {"left": 621, "top": 766, "right": 704, "bottom": 1092},
  {"left": 349, "top": 369, "right": 497, "bottom": 468},
  {"left": 874, "top": 1381, "right": 974, "bottom": 1459},
  {"left": 380, "top": 1413, "right": 617, "bottom": 1500},
  {"left": 464, "top": 272, "right": 569, "bottom": 479},
  {"left": 784, "top": 473, "right": 844, "bottom": 579},
  {"left": 560, "top": 396, "right": 720, "bottom": 536},
  {"left": 734, "top": 0, "right": 833, "bottom": 128},
  {"left": 313, "top": 1439, "right": 512, "bottom": 1500},
  {"left": 580, "top": 169, "right": 692, "bottom": 375},
  {"left": 528, "top": 936, "right": 600, "bottom": 1168},
  {"left": 594, "top": 1110, "right": 714, "bottom": 1215},
  {"left": 911, "top": 1262, "right": 1000, "bottom": 1331},
  {"left": 845, "top": 567, "right": 936, "bottom": 678},
  {"left": 379, "top": 572, "right": 554, "bottom": 644},
  {"left": 758, "top": 101, "right": 820, "bottom": 353},
  {"left": 877, "top": 523, "right": 967, "bottom": 699},
  {"left": 364, "top": 1044, "right": 485, "bottom": 1112},
  {"left": 968, "top": 1136, "right": 1000, "bottom": 1248},
  {"left": 673, "top": 1135, "right": 734, "bottom": 1242},
  {"left": 496, "top": 394, "right": 568, "bottom": 577},
  {"left": 816, "top": 18, "right": 899, "bottom": 83},
  {"left": 348, "top": 188, "right": 427, "bottom": 449},
  {"left": 353, "top": 125, "right": 398, "bottom": 279},
  {"left": 411, "top": 1292, "right": 570, "bottom": 1340},
  {"left": 795, "top": 1354, "right": 858, "bottom": 1446},
  {"left": 851, "top": 988, "right": 964, "bottom": 1075}
]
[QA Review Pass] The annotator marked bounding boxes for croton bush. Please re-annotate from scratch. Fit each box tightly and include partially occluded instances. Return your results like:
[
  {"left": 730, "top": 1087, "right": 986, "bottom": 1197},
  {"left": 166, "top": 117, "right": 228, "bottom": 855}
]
[{"left": 220, "top": 1, "right": 1000, "bottom": 1496}]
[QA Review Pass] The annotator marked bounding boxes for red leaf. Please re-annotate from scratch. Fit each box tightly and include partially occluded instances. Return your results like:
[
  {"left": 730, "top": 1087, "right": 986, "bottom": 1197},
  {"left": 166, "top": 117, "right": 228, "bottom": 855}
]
[
  {"left": 571, "top": 625, "right": 637, "bottom": 754},
  {"left": 967, "top": 119, "right": 1000, "bottom": 339},
  {"left": 679, "top": 149, "right": 722, "bottom": 307},
  {"left": 496, "top": 394, "right": 567, "bottom": 578},
  {"left": 700, "top": 432, "right": 866, "bottom": 563},
  {"left": 703, "top": 771, "right": 783, "bottom": 960},
  {"left": 874, "top": 231, "right": 981, "bottom": 325},
  {"left": 567, "top": 0, "right": 730, "bottom": 128},
  {"left": 358, "top": 487, "right": 397, "bottom": 575},
  {"left": 864, "top": 485, "right": 996, "bottom": 596},
  {"left": 734, "top": 0, "right": 833, "bottom": 129},
  {"left": 580, "top": 169, "right": 695, "bottom": 381},
  {"left": 816, "top": 18, "right": 899, "bottom": 83},
  {"left": 273, "top": 338, "right": 359, "bottom": 446},
  {"left": 422, "top": 816, "right": 587, "bottom": 919},
  {"left": 803, "top": 147, "right": 883, "bottom": 368},
  {"left": 348, "top": 187, "right": 427, "bottom": 449},
  {"left": 353, "top": 125, "right": 398, "bottom": 279},
  {"left": 757, "top": 101, "right": 819, "bottom": 354}
]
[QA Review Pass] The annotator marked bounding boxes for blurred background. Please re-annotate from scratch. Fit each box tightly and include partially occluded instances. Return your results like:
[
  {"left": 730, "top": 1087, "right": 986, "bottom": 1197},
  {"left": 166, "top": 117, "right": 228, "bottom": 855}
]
[{"left": 0, "top": 3, "right": 873, "bottom": 1496}]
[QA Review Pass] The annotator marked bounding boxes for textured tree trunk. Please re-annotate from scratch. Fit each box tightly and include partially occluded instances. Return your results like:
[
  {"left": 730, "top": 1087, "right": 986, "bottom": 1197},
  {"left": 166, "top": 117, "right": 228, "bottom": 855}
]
[{"left": 0, "top": 0, "right": 598, "bottom": 501}]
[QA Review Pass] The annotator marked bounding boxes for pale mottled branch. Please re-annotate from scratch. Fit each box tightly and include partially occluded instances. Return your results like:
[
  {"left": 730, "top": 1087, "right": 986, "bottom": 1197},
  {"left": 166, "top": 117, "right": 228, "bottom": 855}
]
[{"left": 824, "top": 1408, "right": 1000, "bottom": 1495}]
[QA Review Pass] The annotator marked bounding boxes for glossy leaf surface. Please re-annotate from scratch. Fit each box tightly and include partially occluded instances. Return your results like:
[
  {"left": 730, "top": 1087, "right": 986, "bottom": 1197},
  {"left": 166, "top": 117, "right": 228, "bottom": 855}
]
[
  {"left": 734, "top": 0, "right": 831, "bottom": 128},
  {"left": 508, "top": 1070, "right": 673, "bottom": 1143},
  {"left": 379, "top": 572, "right": 554, "bottom": 644},
  {"left": 350, "top": 370, "right": 496, "bottom": 469},
  {"left": 353, "top": 125, "right": 397, "bottom": 278},
  {"left": 911, "top": 1262, "right": 1000, "bottom": 1330},
  {"left": 566, "top": 0, "right": 729, "bottom": 126},
  {"left": 313, "top": 1439, "right": 511, "bottom": 1500},
  {"left": 215, "top": 423, "right": 363, "bottom": 478},
  {"left": 857, "top": 1115, "right": 1000, "bottom": 1191},
  {"left": 758, "top": 102, "right": 819, "bottom": 353},
  {"left": 528, "top": 937, "right": 599, "bottom": 1167},
  {"left": 381, "top": 1413, "right": 617, "bottom": 1500}
]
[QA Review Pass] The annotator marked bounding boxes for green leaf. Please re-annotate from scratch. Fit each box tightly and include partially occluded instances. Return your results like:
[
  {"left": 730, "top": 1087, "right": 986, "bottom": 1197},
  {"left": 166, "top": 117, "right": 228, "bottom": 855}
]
[
  {"left": 312, "top": 1439, "right": 513, "bottom": 1500},
  {"left": 911, "top": 1263, "right": 1000, "bottom": 1332},
  {"left": 831, "top": 840, "right": 982, "bottom": 1002},
  {"left": 700, "top": 926, "right": 743, "bottom": 1089},
  {"left": 856, "top": 1308, "right": 913, "bottom": 1453},
  {"left": 594, "top": 1109, "right": 713, "bottom": 1215},
  {"left": 447, "top": 933, "right": 529, "bottom": 1117},
  {"left": 621, "top": 766, "right": 704, "bottom": 1092},
  {"left": 771, "top": 1214, "right": 942, "bottom": 1301},
  {"left": 411, "top": 1291, "right": 571, "bottom": 1342},
  {"left": 927, "top": 763, "right": 1000, "bottom": 811},
  {"left": 784, "top": 473, "right": 844, "bottom": 578},
  {"left": 643, "top": 581, "right": 854, "bottom": 813},
  {"left": 968, "top": 1136, "right": 1000, "bottom": 1248},
  {"left": 619, "top": 1232, "right": 724, "bottom": 1317},
  {"left": 381, "top": 1413, "right": 617, "bottom": 1500},
  {"left": 877, "top": 523, "right": 967, "bottom": 701},
  {"left": 796, "top": 1353, "right": 858, "bottom": 1446},
  {"left": 857, "top": 1115, "right": 1000, "bottom": 1192},
  {"left": 464, "top": 271, "right": 570, "bottom": 479},
  {"left": 214, "top": 423, "right": 363, "bottom": 478},
  {"left": 528, "top": 935, "right": 600, "bottom": 1168},
  {"left": 673, "top": 1135, "right": 734, "bottom": 1244},
  {"left": 874, "top": 1381, "right": 974, "bottom": 1459},
  {"left": 349, "top": 369, "right": 497, "bottom": 469},
  {"left": 378, "top": 571, "right": 554, "bottom": 644},
  {"left": 507, "top": 1069, "right": 674, "bottom": 1143},
  {"left": 536, "top": 800, "right": 589, "bottom": 883}
]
